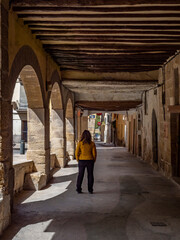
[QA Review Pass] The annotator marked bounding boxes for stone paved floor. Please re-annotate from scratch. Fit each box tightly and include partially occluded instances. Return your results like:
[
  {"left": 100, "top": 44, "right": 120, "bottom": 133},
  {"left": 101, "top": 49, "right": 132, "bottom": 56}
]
[{"left": 2, "top": 143, "right": 180, "bottom": 240}]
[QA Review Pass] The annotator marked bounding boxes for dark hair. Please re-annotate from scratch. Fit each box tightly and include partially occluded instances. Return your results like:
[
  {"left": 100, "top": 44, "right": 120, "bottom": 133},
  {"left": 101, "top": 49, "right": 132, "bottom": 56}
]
[{"left": 80, "top": 130, "right": 92, "bottom": 144}]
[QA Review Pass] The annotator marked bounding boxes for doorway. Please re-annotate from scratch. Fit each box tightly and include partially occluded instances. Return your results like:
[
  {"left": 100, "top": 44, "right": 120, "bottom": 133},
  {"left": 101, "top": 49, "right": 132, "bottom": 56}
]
[
  {"left": 171, "top": 113, "right": 180, "bottom": 177},
  {"left": 133, "top": 119, "right": 136, "bottom": 154}
]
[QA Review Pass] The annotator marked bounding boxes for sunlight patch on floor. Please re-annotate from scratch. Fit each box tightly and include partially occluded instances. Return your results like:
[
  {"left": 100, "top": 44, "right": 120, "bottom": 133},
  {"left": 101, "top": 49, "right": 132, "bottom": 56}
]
[
  {"left": 21, "top": 181, "right": 71, "bottom": 203},
  {"left": 14, "top": 220, "right": 55, "bottom": 240}
]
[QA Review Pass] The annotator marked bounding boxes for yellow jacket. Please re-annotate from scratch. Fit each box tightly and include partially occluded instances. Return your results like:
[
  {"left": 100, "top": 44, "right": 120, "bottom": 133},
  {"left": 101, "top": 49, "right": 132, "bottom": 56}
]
[{"left": 75, "top": 141, "right": 97, "bottom": 161}]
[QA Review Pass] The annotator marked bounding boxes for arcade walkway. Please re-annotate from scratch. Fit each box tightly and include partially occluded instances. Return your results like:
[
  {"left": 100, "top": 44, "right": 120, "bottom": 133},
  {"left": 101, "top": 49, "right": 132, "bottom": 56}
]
[{"left": 2, "top": 143, "right": 180, "bottom": 240}]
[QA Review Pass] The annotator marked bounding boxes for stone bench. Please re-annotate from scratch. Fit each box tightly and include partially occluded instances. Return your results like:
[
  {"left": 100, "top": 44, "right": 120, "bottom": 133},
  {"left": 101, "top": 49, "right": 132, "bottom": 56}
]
[
  {"left": 13, "top": 154, "right": 59, "bottom": 192},
  {"left": 13, "top": 160, "right": 34, "bottom": 194}
]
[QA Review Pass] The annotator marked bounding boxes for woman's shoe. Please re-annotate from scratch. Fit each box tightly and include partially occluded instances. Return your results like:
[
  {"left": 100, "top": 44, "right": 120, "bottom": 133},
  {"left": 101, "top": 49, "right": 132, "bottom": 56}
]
[{"left": 76, "top": 190, "right": 82, "bottom": 194}]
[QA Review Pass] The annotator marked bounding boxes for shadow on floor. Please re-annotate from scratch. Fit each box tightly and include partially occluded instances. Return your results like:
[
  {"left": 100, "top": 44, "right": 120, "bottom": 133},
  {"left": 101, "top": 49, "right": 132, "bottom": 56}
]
[{"left": 3, "top": 175, "right": 146, "bottom": 240}]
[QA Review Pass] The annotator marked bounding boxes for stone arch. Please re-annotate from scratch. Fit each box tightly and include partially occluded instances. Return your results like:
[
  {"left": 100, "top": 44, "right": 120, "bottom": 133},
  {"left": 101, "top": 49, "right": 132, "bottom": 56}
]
[
  {"left": 48, "top": 70, "right": 63, "bottom": 109},
  {"left": 51, "top": 82, "right": 63, "bottom": 110},
  {"left": 9, "top": 46, "right": 49, "bottom": 178},
  {"left": 152, "top": 109, "right": 158, "bottom": 164},
  {"left": 66, "top": 98, "right": 74, "bottom": 119},
  {"left": 8, "top": 45, "right": 46, "bottom": 105},
  {"left": 65, "top": 98, "right": 74, "bottom": 161},
  {"left": 49, "top": 71, "right": 65, "bottom": 167}
]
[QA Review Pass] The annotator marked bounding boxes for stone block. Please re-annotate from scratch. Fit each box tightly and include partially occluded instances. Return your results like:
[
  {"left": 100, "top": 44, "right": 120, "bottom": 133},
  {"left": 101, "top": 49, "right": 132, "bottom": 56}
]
[
  {"left": 50, "top": 154, "right": 56, "bottom": 169},
  {"left": 58, "top": 157, "right": 65, "bottom": 167},
  {"left": 27, "top": 150, "right": 46, "bottom": 163},
  {"left": 13, "top": 161, "right": 34, "bottom": 193},
  {"left": 51, "top": 148, "right": 64, "bottom": 158},
  {"left": 67, "top": 134, "right": 74, "bottom": 141},
  {"left": 24, "top": 172, "right": 47, "bottom": 191},
  {"left": 26, "top": 149, "right": 50, "bottom": 174},
  {"left": 0, "top": 194, "right": 11, "bottom": 235},
  {"left": 27, "top": 138, "right": 45, "bottom": 150},
  {"left": 51, "top": 129, "right": 63, "bottom": 138},
  {"left": 51, "top": 137, "right": 64, "bottom": 148}
]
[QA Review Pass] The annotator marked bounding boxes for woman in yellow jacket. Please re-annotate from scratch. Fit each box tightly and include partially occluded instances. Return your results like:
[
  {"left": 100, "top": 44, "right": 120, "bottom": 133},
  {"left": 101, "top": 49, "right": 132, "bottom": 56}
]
[{"left": 75, "top": 130, "right": 97, "bottom": 194}]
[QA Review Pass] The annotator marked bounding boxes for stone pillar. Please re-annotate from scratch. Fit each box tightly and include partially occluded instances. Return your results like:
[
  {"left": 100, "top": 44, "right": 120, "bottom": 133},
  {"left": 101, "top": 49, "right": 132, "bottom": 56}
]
[
  {"left": 104, "top": 113, "right": 111, "bottom": 143},
  {"left": 0, "top": 0, "right": 12, "bottom": 235},
  {"left": 50, "top": 109, "right": 65, "bottom": 167},
  {"left": 66, "top": 117, "right": 74, "bottom": 161},
  {"left": 101, "top": 124, "right": 105, "bottom": 141},
  {"left": 77, "top": 110, "right": 81, "bottom": 141},
  {"left": 27, "top": 108, "right": 50, "bottom": 179},
  {"left": 76, "top": 111, "right": 88, "bottom": 142},
  {"left": 0, "top": 101, "right": 13, "bottom": 235},
  {"left": 81, "top": 116, "right": 88, "bottom": 134}
]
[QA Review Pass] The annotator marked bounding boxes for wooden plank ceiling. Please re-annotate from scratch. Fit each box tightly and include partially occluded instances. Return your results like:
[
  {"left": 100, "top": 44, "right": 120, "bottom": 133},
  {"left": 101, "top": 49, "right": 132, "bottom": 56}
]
[{"left": 11, "top": 0, "right": 180, "bottom": 111}]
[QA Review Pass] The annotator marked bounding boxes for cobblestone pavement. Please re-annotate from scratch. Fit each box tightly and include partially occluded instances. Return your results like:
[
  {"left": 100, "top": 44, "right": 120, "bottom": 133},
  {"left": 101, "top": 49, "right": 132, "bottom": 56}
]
[{"left": 2, "top": 143, "right": 180, "bottom": 240}]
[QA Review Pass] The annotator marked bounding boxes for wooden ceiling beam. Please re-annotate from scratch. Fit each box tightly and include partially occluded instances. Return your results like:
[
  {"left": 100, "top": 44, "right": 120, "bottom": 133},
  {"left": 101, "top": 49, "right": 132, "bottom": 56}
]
[
  {"left": 24, "top": 20, "right": 180, "bottom": 25},
  {"left": 56, "top": 62, "right": 164, "bottom": 67},
  {"left": 62, "top": 79, "right": 158, "bottom": 84},
  {"left": 75, "top": 100, "right": 142, "bottom": 111},
  {"left": 12, "top": 5, "right": 180, "bottom": 13},
  {"left": 55, "top": 57, "right": 165, "bottom": 64},
  {"left": 28, "top": 25, "right": 180, "bottom": 30},
  {"left": 46, "top": 49, "right": 174, "bottom": 54},
  {"left": 37, "top": 35, "right": 180, "bottom": 40},
  {"left": 32, "top": 30, "right": 180, "bottom": 36},
  {"left": 58, "top": 62, "right": 162, "bottom": 67},
  {"left": 18, "top": 13, "right": 180, "bottom": 18},
  {"left": 43, "top": 44, "right": 180, "bottom": 51},
  {"left": 11, "top": 0, "right": 180, "bottom": 6},
  {"left": 61, "top": 68, "right": 158, "bottom": 72},
  {"left": 11, "top": 0, "right": 180, "bottom": 75},
  {"left": 49, "top": 52, "right": 173, "bottom": 58},
  {"left": 60, "top": 66, "right": 160, "bottom": 72},
  {"left": 38, "top": 38, "right": 180, "bottom": 44}
]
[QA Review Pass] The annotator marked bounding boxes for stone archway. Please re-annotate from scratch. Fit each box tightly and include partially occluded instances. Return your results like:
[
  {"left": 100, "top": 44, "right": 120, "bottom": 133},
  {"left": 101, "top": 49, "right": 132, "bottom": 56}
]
[
  {"left": 8, "top": 46, "right": 46, "bottom": 103},
  {"left": 152, "top": 109, "right": 158, "bottom": 164},
  {"left": 9, "top": 46, "right": 49, "bottom": 178},
  {"left": 50, "top": 80, "right": 65, "bottom": 168},
  {"left": 65, "top": 98, "right": 74, "bottom": 162},
  {"left": 0, "top": 45, "right": 49, "bottom": 234}
]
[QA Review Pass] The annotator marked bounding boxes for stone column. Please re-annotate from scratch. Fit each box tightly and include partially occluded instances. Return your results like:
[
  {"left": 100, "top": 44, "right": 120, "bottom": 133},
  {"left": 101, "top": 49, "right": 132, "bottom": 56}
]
[
  {"left": 81, "top": 116, "right": 88, "bottom": 134},
  {"left": 0, "top": 100, "right": 13, "bottom": 235},
  {"left": 66, "top": 117, "right": 74, "bottom": 161},
  {"left": 27, "top": 107, "right": 50, "bottom": 181},
  {"left": 50, "top": 109, "right": 65, "bottom": 167},
  {"left": 0, "top": 0, "right": 12, "bottom": 235},
  {"left": 104, "top": 113, "right": 111, "bottom": 143},
  {"left": 77, "top": 110, "right": 81, "bottom": 141}
]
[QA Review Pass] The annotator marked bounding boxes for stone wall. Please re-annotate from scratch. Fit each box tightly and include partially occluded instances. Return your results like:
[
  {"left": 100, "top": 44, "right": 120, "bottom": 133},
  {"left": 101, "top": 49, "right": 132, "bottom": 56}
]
[
  {"left": 127, "top": 85, "right": 164, "bottom": 172},
  {"left": 141, "top": 87, "right": 160, "bottom": 168},
  {"left": 141, "top": 54, "right": 180, "bottom": 177},
  {"left": 126, "top": 53, "right": 180, "bottom": 178},
  {"left": 115, "top": 114, "right": 126, "bottom": 146},
  {"left": 158, "top": 54, "right": 180, "bottom": 177}
]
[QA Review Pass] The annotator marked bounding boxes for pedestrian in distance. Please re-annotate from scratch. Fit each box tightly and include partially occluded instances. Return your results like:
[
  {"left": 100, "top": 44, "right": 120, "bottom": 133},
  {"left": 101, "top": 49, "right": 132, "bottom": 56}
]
[{"left": 75, "top": 130, "right": 97, "bottom": 194}]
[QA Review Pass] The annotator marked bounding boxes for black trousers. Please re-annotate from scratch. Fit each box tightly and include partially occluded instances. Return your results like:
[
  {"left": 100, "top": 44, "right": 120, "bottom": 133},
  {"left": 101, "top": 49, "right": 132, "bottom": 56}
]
[{"left": 76, "top": 160, "right": 94, "bottom": 192}]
